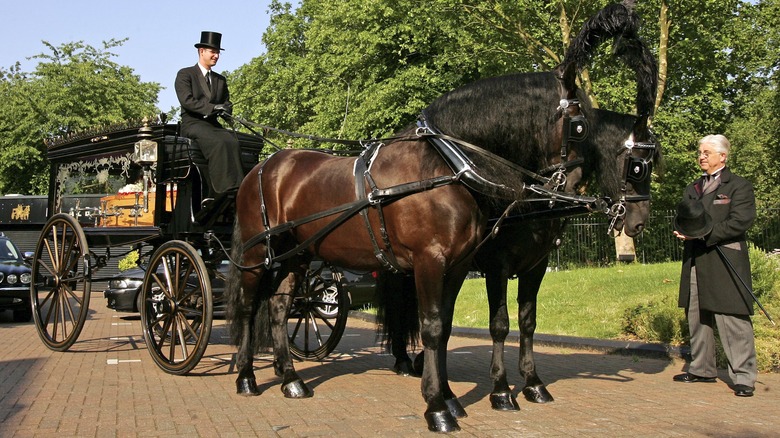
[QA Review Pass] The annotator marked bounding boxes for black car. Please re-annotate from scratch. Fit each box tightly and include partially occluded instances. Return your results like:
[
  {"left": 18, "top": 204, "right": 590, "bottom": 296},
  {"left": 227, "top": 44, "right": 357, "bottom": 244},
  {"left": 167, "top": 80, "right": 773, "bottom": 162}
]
[
  {"left": 104, "top": 260, "right": 230, "bottom": 313},
  {"left": 104, "top": 260, "right": 376, "bottom": 314},
  {"left": 0, "top": 234, "right": 33, "bottom": 322}
]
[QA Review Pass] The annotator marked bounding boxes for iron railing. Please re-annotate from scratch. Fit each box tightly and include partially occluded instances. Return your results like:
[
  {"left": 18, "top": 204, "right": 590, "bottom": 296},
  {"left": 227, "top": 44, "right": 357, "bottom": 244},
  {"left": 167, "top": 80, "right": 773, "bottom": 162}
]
[{"left": 550, "top": 209, "right": 780, "bottom": 269}]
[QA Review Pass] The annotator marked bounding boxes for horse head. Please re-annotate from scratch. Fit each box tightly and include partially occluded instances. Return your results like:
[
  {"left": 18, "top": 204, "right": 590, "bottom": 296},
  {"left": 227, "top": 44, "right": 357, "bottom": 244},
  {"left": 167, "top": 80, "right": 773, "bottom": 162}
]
[
  {"left": 619, "top": 113, "right": 659, "bottom": 236},
  {"left": 582, "top": 110, "right": 659, "bottom": 237}
]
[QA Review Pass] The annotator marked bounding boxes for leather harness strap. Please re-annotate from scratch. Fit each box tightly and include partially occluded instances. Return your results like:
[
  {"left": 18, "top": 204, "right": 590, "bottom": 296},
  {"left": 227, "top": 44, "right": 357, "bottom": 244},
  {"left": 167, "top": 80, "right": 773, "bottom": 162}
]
[{"left": 354, "top": 143, "right": 405, "bottom": 273}]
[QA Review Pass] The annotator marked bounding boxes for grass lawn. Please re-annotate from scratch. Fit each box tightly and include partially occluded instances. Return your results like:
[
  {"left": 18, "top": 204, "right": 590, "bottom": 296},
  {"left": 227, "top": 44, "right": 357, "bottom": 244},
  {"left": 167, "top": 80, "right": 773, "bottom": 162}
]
[{"left": 452, "top": 261, "right": 682, "bottom": 339}]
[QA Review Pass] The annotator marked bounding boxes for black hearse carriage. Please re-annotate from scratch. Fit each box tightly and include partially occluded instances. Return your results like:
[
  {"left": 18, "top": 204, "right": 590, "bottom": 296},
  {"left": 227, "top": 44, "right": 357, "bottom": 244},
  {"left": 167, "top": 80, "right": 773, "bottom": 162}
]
[{"left": 31, "top": 118, "right": 352, "bottom": 374}]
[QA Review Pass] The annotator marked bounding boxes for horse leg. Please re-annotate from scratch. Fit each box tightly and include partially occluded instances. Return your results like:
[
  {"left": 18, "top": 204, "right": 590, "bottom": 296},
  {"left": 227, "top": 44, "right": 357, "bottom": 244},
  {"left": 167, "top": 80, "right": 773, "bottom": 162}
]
[
  {"left": 437, "top": 268, "right": 470, "bottom": 419},
  {"left": 270, "top": 263, "right": 313, "bottom": 398},
  {"left": 518, "top": 257, "right": 554, "bottom": 403},
  {"left": 234, "top": 268, "right": 266, "bottom": 396},
  {"left": 485, "top": 271, "right": 520, "bottom": 410},
  {"left": 416, "top": 261, "right": 467, "bottom": 432}
]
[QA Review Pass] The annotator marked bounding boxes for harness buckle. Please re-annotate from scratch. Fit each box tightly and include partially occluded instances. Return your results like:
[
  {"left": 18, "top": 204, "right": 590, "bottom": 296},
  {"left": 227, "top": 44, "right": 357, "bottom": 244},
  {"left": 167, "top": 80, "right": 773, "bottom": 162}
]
[{"left": 549, "top": 168, "right": 567, "bottom": 191}]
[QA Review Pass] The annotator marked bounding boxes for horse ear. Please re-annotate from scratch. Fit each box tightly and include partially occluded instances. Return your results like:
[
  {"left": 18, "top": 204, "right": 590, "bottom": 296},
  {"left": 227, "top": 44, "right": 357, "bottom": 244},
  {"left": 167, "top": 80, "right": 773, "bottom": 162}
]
[
  {"left": 633, "top": 113, "right": 650, "bottom": 135},
  {"left": 554, "top": 61, "right": 578, "bottom": 93}
]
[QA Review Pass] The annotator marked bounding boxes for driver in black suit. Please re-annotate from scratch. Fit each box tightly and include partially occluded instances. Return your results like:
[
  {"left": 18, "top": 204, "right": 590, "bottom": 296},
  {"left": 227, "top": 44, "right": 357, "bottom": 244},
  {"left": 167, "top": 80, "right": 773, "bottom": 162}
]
[{"left": 174, "top": 31, "right": 243, "bottom": 199}]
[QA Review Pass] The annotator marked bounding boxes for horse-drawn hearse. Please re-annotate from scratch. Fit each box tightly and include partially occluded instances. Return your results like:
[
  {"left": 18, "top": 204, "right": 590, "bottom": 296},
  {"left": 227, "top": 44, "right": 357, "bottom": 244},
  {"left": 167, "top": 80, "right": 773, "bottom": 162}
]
[
  {"left": 31, "top": 1, "right": 660, "bottom": 432},
  {"left": 31, "top": 118, "right": 358, "bottom": 374}
]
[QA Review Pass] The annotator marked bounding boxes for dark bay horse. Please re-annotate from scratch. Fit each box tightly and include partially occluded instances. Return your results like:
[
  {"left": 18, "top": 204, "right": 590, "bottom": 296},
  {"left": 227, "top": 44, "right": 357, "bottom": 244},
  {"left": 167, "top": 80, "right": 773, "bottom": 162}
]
[
  {"left": 380, "top": 0, "right": 660, "bottom": 412},
  {"left": 381, "top": 107, "right": 659, "bottom": 407},
  {"left": 226, "top": 62, "right": 592, "bottom": 432}
]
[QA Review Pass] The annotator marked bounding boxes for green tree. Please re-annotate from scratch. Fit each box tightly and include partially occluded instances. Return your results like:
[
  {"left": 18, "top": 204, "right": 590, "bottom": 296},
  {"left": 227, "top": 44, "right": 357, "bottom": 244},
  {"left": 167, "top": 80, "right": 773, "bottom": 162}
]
[
  {"left": 646, "top": 0, "right": 778, "bottom": 210},
  {"left": 230, "top": 0, "right": 777, "bottom": 218},
  {"left": 0, "top": 39, "right": 160, "bottom": 194}
]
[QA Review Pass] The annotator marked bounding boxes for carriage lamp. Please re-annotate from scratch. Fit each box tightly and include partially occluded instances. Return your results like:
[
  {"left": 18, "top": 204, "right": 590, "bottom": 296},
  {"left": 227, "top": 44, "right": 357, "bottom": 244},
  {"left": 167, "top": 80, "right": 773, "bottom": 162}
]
[
  {"left": 133, "top": 119, "right": 158, "bottom": 213},
  {"left": 133, "top": 138, "right": 158, "bottom": 165}
]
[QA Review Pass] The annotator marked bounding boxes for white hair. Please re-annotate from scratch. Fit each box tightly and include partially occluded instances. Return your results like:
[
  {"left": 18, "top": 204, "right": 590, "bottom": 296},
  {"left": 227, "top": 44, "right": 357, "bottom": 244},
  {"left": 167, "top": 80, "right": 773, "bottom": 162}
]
[{"left": 699, "top": 134, "right": 731, "bottom": 157}]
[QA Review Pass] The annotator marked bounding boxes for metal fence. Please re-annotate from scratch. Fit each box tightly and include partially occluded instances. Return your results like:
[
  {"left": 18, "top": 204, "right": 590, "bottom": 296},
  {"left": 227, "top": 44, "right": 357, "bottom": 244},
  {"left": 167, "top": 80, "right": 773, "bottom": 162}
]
[{"left": 550, "top": 208, "right": 780, "bottom": 269}]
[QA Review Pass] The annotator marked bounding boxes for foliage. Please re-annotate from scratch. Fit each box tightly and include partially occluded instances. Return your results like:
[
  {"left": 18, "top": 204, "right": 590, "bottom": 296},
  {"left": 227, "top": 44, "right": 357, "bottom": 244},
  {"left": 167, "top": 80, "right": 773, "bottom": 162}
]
[
  {"left": 228, "top": 0, "right": 779, "bottom": 215},
  {"left": 230, "top": 0, "right": 638, "bottom": 144},
  {"left": 0, "top": 39, "right": 160, "bottom": 194},
  {"left": 648, "top": 0, "right": 780, "bottom": 210},
  {"left": 749, "top": 243, "right": 780, "bottom": 300},
  {"left": 117, "top": 250, "right": 140, "bottom": 272},
  {"left": 622, "top": 295, "right": 688, "bottom": 345}
]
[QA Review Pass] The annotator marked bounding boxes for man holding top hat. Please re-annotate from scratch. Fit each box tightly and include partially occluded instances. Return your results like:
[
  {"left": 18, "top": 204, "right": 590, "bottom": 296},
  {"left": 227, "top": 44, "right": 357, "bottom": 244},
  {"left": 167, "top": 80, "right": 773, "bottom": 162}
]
[
  {"left": 672, "top": 134, "right": 757, "bottom": 397},
  {"left": 175, "top": 31, "right": 244, "bottom": 200}
]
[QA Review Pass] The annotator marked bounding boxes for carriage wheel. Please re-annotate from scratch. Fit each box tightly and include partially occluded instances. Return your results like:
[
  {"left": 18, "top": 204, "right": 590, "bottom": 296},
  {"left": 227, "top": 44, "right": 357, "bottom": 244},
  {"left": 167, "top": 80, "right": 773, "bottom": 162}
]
[
  {"left": 30, "top": 213, "right": 91, "bottom": 351},
  {"left": 288, "top": 264, "right": 349, "bottom": 361},
  {"left": 139, "top": 240, "right": 212, "bottom": 375}
]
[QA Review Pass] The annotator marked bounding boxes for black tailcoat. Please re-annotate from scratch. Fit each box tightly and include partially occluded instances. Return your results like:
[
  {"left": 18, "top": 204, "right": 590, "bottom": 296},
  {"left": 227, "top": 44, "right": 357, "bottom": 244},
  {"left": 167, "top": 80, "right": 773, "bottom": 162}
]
[
  {"left": 174, "top": 64, "right": 243, "bottom": 193},
  {"left": 678, "top": 167, "right": 756, "bottom": 315}
]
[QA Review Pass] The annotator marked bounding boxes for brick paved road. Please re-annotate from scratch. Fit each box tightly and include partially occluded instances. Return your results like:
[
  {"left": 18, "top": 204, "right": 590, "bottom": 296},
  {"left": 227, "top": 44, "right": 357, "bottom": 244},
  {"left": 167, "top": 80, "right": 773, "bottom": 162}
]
[{"left": 0, "top": 300, "right": 778, "bottom": 437}]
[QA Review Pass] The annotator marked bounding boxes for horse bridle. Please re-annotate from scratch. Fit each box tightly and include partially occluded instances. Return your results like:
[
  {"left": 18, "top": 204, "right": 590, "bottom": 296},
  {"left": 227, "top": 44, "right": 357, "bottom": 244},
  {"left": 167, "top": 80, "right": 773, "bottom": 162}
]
[
  {"left": 539, "top": 98, "right": 589, "bottom": 192},
  {"left": 606, "top": 132, "right": 658, "bottom": 233}
]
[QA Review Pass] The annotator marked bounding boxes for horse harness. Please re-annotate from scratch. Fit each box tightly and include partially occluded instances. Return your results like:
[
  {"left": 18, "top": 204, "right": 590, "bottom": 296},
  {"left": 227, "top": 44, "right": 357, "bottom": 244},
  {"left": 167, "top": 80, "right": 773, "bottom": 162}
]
[{"left": 244, "top": 99, "right": 629, "bottom": 272}]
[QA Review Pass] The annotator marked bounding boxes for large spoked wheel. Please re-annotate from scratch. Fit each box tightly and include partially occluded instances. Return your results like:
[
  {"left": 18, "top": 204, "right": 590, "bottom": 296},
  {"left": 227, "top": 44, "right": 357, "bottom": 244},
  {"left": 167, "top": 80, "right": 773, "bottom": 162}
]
[
  {"left": 30, "top": 213, "right": 91, "bottom": 351},
  {"left": 288, "top": 264, "right": 349, "bottom": 361},
  {"left": 139, "top": 240, "right": 212, "bottom": 375}
]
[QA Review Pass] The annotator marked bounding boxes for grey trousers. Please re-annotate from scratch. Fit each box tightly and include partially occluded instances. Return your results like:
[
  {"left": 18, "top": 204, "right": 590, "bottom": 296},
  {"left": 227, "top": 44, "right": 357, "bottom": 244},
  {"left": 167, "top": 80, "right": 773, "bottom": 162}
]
[{"left": 687, "top": 266, "right": 757, "bottom": 386}]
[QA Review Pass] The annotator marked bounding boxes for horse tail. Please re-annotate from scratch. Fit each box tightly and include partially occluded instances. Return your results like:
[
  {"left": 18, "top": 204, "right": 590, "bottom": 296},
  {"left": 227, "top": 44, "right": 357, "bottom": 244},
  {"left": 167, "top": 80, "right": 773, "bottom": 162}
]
[
  {"left": 563, "top": 0, "right": 658, "bottom": 116},
  {"left": 226, "top": 216, "right": 272, "bottom": 352},
  {"left": 375, "top": 271, "right": 420, "bottom": 353},
  {"left": 226, "top": 215, "right": 246, "bottom": 347}
]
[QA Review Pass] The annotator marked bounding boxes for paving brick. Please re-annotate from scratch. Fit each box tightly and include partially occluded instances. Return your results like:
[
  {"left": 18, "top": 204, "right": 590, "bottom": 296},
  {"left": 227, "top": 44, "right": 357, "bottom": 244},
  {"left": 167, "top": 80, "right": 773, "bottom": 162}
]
[{"left": 1, "top": 303, "right": 779, "bottom": 436}]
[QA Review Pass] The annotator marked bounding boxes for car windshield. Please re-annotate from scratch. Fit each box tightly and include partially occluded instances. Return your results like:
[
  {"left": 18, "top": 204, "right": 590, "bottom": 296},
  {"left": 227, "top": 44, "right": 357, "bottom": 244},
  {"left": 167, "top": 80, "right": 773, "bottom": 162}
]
[{"left": 0, "top": 240, "right": 20, "bottom": 261}]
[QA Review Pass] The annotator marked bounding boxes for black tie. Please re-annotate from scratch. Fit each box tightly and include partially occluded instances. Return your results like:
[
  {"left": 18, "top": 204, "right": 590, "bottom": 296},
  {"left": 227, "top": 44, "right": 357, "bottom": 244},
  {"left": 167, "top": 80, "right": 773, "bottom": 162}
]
[{"left": 206, "top": 71, "right": 212, "bottom": 91}]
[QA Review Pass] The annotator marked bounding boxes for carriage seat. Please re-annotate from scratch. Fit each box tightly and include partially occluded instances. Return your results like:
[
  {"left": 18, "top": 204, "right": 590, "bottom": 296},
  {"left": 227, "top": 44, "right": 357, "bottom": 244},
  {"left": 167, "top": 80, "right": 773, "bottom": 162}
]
[{"left": 160, "top": 133, "right": 263, "bottom": 189}]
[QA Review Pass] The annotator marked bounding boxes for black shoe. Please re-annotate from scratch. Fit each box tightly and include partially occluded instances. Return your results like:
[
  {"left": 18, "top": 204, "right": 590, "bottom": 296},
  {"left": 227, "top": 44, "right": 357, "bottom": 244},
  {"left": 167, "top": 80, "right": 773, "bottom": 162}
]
[
  {"left": 733, "top": 384, "right": 754, "bottom": 397},
  {"left": 673, "top": 373, "right": 717, "bottom": 383}
]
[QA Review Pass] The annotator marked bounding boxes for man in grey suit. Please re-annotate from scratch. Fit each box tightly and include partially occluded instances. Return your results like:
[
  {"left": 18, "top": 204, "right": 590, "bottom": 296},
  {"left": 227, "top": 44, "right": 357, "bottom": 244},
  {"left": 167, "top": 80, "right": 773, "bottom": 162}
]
[
  {"left": 175, "top": 31, "right": 244, "bottom": 197},
  {"left": 672, "top": 134, "right": 757, "bottom": 397}
]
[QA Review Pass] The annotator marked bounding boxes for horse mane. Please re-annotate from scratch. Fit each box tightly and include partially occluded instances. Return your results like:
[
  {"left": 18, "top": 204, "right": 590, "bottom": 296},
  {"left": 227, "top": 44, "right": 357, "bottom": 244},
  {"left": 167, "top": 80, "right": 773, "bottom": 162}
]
[
  {"left": 422, "top": 72, "right": 564, "bottom": 187},
  {"left": 563, "top": 0, "right": 658, "bottom": 117}
]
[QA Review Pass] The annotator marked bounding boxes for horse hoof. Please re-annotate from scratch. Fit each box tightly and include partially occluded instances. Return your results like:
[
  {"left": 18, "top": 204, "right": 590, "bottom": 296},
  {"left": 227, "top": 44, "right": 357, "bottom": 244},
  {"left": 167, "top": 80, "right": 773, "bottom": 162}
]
[
  {"left": 523, "top": 385, "right": 554, "bottom": 403},
  {"left": 445, "top": 397, "right": 468, "bottom": 418},
  {"left": 236, "top": 377, "right": 260, "bottom": 396},
  {"left": 281, "top": 379, "right": 313, "bottom": 398},
  {"left": 490, "top": 392, "right": 520, "bottom": 411},
  {"left": 393, "top": 359, "right": 420, "bottom": 377},
  {"left": 424, "top": 410, "right": 460, "bottom": 432}
]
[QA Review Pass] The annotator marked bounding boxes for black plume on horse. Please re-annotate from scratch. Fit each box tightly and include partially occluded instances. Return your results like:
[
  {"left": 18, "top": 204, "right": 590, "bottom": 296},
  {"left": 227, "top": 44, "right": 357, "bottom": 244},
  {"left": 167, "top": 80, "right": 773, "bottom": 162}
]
[{"left": 564, "top": 0, "right": 657, "bottom": 116}]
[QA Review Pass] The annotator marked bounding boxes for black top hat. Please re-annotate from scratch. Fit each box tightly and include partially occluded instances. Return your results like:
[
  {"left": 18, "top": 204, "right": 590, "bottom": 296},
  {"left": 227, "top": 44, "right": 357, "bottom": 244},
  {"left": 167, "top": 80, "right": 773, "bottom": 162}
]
[
  {"left": 195, "top": 31, "right": 224, "bottom": 51},
  {"left": 674, "top": 199, "right": 713, "bottom": 239}
]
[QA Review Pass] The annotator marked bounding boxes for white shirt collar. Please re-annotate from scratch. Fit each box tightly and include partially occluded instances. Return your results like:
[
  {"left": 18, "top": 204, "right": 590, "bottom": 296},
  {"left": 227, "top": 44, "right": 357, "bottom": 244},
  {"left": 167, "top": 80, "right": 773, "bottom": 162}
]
[{"left": 197, "top": 63, "right": 210, "bottom": 77}]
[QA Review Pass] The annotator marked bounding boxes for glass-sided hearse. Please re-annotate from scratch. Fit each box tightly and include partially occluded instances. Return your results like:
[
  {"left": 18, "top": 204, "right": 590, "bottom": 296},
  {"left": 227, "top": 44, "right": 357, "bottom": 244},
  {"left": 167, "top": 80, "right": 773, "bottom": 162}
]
[{"left": 30, "top": 117, "right": 358, "bottom": 374}]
